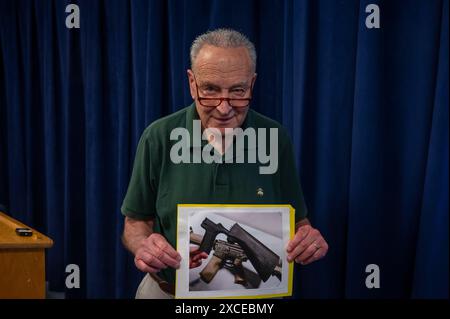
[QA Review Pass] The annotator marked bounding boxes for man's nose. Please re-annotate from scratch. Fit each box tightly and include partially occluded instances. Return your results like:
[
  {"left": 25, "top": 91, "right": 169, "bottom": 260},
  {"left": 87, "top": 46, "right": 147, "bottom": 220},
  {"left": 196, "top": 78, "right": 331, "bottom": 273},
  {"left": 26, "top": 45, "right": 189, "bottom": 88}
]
[{"left": 216, "top": 99, "right": 233, "bottom": 114}]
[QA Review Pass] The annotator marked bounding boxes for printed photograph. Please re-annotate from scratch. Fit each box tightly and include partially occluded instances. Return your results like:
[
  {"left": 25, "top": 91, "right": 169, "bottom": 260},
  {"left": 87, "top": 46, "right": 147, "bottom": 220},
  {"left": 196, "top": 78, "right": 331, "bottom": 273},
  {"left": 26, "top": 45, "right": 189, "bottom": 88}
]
[{"left": 175, "top": 205, "right": 293, "bottom": 299}]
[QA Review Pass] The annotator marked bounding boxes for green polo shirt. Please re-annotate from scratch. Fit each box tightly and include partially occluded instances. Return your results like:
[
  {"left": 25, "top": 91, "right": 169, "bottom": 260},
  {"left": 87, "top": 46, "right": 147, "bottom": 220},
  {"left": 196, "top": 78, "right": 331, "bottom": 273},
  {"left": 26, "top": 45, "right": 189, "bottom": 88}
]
[{"left": 121, "top": 103, "right": 308, "bottom": 284}]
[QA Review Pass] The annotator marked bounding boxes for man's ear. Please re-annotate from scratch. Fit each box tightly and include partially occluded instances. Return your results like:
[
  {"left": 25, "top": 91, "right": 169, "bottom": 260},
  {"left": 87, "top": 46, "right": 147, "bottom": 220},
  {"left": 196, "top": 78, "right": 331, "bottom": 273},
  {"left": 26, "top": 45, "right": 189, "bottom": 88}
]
[
  {"left": 251, "top": 73, "right": 257, "bottom": 89},
  {"left": 187, "top": 69, "right": 196, "bottom": 100}
]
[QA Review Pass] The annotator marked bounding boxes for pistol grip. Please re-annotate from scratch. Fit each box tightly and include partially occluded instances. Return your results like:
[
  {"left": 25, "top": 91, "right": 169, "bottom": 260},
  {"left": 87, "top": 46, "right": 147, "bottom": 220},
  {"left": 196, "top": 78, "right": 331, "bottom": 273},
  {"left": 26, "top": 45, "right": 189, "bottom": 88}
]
[{"left": 200, "top": 255, "right": 223, "bottom": 283}]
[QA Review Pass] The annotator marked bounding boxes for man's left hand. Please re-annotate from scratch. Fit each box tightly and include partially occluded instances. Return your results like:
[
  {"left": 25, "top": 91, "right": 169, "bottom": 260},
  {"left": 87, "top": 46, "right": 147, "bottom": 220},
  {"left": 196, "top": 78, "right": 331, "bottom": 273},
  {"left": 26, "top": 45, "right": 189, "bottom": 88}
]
[{"left": 286, "top": 225, "right": 328, "bottom": 265}]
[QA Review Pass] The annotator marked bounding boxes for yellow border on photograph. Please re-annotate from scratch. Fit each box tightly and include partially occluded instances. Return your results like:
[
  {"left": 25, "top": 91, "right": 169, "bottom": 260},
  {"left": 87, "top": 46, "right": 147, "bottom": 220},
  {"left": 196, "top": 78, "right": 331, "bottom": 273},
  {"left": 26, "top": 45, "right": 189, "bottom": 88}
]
[{"left": 175, "top": 204, "right": 295, "bottom": 299}]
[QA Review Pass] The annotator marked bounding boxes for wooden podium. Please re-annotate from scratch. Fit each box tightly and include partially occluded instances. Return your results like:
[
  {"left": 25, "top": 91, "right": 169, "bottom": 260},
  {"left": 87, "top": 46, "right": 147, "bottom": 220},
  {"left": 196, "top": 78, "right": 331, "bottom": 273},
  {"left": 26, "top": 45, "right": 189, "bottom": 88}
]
[{"left": 0, "top": 211, "right": 53, "bottom": 299}]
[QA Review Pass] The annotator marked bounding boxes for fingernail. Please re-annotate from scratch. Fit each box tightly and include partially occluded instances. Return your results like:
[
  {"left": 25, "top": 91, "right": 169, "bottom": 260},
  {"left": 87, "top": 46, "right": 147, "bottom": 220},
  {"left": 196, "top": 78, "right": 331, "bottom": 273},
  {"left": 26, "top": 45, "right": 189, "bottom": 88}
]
[{"left": 287, "top": 255, "right": 292, "bottom": 262}]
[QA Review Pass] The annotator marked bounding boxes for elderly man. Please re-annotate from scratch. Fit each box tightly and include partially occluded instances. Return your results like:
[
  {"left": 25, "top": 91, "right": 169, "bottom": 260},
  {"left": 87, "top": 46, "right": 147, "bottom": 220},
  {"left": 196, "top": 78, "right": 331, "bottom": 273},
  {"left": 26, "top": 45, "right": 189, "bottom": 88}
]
[{"left": 121, "top": 28, "right": 328, "bottom": 299}]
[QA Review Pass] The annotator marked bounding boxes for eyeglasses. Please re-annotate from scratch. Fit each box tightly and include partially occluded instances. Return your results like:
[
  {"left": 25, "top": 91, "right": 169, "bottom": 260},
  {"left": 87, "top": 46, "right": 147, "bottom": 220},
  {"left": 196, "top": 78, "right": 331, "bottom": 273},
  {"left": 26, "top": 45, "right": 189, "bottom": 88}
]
[{"left": 193, "top": 74, "right": 253, "bottom": 108}]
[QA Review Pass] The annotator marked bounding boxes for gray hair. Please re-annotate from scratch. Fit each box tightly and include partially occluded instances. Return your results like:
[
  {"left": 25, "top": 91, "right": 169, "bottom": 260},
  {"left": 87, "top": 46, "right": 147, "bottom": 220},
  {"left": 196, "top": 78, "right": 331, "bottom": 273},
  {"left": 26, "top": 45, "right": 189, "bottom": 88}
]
[{"left": 190, "top": 28, "right": 257, "bottom": 72}]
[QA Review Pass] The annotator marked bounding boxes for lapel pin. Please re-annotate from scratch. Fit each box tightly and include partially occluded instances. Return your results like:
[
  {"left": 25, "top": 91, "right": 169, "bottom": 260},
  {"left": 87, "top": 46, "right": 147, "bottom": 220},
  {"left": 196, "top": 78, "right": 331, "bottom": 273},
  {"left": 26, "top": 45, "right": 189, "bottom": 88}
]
[{"left": 256, "top": 187, "right": 264, "bottom": 197}]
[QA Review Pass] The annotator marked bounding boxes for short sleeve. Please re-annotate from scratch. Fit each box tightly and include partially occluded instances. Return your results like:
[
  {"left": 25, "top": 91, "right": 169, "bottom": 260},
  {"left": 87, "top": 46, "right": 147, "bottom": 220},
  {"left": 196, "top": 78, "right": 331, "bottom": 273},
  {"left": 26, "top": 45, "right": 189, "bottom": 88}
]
[
  {"left": 121, "top": 128, "right": 158, "bottom": 220},
  {"left": 279, "top": 133, "right": 308, "bottom": 222}
]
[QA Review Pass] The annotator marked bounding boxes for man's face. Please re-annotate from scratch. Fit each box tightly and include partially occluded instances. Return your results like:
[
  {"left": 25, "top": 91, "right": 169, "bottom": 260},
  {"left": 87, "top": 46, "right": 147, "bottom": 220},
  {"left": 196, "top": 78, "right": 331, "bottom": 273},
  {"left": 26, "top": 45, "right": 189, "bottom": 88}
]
[{"left": 188, "top": 45, "right": 257, "bottom": 135}]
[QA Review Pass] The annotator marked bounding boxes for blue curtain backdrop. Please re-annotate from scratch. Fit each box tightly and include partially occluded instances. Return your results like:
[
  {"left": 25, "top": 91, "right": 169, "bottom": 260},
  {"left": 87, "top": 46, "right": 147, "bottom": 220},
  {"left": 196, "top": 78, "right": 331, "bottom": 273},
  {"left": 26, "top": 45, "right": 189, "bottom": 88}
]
[{"left": 0, "top": 0, "right": 447, "bottom": 298}]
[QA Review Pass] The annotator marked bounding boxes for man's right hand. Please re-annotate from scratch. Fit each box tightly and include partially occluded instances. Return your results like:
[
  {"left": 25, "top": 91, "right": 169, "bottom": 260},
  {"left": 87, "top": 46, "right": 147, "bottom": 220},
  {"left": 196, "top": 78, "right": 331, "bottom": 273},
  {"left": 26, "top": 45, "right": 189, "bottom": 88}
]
[{"left": 134, "top": 233, "right": 182, "bottom": 273}]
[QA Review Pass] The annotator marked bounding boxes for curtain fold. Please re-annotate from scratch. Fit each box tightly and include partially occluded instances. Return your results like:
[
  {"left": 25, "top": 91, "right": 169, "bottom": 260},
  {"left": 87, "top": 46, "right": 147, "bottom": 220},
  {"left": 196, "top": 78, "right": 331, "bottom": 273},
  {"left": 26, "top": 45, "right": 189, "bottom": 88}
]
[{"left": 0, "top": 0, "right": 447, "bottom": 298}]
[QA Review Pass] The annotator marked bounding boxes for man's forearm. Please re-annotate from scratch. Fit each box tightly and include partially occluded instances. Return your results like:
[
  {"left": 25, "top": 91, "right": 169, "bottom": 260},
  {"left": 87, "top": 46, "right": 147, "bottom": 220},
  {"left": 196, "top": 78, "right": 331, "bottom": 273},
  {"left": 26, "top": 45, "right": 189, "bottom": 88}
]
[{"left": 122, "top": 217, "right": 154, "bottom": 255}]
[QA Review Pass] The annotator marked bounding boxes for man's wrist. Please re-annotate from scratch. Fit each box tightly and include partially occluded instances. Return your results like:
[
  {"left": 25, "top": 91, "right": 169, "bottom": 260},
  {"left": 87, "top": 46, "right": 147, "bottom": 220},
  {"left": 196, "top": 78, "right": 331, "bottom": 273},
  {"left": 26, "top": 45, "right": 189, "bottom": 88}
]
[
  {"left": 133, "top": 235, "right": 150, "bottom": 254},
  {"left": 124, "top": 233, "right": 149, "bottom": 256}
]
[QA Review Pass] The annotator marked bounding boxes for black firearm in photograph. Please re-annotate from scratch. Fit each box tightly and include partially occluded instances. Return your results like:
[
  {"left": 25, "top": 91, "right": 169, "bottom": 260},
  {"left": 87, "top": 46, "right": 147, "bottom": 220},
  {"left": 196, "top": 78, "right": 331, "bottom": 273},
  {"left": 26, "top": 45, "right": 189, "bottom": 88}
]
[
  {"left": 190, "top": 228, "right": 251, "bottom": 284},
  {"left": 196, "top": 217, "right": 282, "bottom": 282}
]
